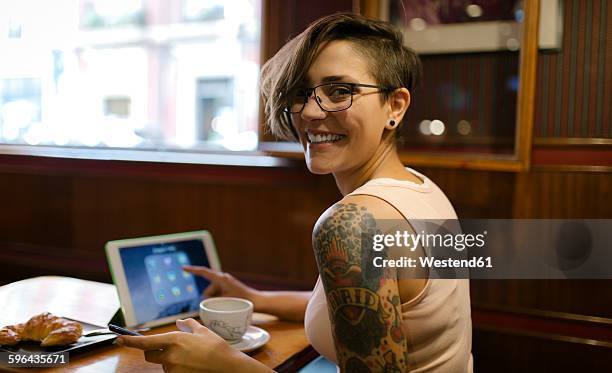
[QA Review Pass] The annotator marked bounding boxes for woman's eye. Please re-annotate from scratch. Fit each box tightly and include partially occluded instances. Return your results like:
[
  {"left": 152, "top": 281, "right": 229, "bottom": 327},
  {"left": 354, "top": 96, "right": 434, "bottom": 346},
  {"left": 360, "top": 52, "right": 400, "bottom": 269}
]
[{"left": 329, "top": 87, "right": 351, "bottom": 98}]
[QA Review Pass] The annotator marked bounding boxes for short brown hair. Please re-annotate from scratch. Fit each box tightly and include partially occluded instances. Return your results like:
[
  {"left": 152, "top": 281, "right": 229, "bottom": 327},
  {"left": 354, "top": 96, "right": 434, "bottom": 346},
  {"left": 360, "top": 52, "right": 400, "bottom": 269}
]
[{"left": 260, "top": 12, "right": 422, "bottom": 141}]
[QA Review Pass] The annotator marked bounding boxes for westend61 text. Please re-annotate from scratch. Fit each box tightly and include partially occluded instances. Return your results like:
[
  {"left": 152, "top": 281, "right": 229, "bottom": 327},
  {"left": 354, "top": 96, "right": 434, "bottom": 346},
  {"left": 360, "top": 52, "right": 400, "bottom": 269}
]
[{"left": 373, "top": 256, "right": 493, "bottom": 269}]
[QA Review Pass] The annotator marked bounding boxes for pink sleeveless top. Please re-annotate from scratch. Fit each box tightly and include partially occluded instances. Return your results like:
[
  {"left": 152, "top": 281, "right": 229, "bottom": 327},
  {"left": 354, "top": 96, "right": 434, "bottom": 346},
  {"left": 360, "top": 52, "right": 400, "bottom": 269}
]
[{"left": 304, "top": 168, "right": 474, "bottom": 372}]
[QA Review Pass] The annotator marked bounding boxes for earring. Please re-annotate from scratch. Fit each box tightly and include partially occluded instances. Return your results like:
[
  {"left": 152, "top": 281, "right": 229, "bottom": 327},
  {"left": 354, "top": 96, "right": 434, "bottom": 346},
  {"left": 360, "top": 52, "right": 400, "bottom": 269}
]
[{"left": 388, "top": 120, "right": 397, "bottom": 128}]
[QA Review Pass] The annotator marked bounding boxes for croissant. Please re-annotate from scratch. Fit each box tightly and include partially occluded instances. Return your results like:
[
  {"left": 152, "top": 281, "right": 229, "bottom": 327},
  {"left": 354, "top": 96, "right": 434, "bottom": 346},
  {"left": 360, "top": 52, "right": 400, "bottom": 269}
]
[
  {"left": 0, "top": 312, "right": 83, "bottom": 347},
  {"left": 0, "top": 324, "right": 23, "bottom": 346}
]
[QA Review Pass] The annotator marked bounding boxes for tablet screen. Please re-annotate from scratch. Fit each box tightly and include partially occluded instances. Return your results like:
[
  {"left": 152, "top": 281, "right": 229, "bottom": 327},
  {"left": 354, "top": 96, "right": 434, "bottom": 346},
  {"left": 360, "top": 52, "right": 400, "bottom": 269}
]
[{"left": 118, "top": 239, "right": 210, "bottom": 325}]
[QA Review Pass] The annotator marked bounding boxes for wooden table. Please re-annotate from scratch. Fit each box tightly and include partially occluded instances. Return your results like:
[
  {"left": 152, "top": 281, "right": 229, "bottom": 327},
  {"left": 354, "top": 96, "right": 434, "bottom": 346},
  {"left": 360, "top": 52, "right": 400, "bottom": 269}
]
[{"left": 0, "top": 277, "right": 317, "bottom": 372}]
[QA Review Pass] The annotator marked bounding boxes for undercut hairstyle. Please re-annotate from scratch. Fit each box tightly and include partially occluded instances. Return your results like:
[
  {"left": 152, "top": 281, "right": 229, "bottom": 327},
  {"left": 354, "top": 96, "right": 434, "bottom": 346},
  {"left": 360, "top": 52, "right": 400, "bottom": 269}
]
[{"left": 260, "top": 12, "right": 422, "bottom": 141}]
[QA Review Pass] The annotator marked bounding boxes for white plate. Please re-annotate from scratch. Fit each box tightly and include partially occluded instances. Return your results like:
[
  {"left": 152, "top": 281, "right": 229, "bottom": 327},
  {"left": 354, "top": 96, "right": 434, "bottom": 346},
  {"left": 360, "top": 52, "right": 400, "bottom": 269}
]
[{"left": 229, "top": 326, "right": 270, "bottom": 353}]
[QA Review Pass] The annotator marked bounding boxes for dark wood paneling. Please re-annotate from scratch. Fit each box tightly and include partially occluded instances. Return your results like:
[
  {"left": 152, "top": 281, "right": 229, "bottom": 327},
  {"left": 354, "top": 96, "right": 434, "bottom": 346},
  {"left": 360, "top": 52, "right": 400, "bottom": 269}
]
[
  {"left": 417, "top": 167, "right": 612, "bottom": 318},
  {"left": 3, "top": 163, "right": 608, "bottom": 312},
  {"left": 512, "top": 170, "right": 611, "bottom": 218},
  {"left": 473, "top": 329, "right": 612, "bottom": 372},
  {"left": 471, "top": 279, "right": 612, "bottom": 319},
  {"left": 0, "top": 173, "right": 72, "bottom": 247},
  {"left": 0, "top": 158, "right": 341, "bottom": 288},
  {"left": 286, "top": 0, "right": 354, "bottom": 40},
  {"left": 473, "top": 306, "right": 612, "bottom": 343},
  {"left": 0, "top": 158, "right": 609, "bottom": 373},
  {"left": 535, "top": 0, "right": 611, "bottom": 139}
]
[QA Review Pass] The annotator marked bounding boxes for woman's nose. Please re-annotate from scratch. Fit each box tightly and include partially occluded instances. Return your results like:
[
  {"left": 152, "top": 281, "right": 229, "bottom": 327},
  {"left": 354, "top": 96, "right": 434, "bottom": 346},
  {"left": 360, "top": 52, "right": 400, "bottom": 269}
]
[{"left": 300, "top": 95, "right": 326, "bottom": 121}]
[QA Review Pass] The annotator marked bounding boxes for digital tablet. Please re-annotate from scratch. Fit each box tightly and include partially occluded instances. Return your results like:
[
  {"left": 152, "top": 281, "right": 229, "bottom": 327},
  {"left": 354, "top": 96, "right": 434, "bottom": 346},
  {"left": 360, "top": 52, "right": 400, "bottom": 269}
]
[{"left": 105, "top": 231, "right": 221, "bottom": 328}]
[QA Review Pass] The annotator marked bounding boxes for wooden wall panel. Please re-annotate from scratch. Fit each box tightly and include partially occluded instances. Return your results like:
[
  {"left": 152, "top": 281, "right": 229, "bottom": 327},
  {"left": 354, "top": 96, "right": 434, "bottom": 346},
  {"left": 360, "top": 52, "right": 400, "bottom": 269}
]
[
  {"left": 0, "top": 161, "right": 342, "bottom": 288},
  {"left": 513, "top": 169, "right": 612, "bottom": 218},
  {"left": 417, "top": 168, "right": 612, "bottom": 318},
  {"left": 470, "top": 279, "right": 612, "bottom": 318},
  {"left": 473, "top": 329, "right": 612, "bottom": 372},
  {"left": 0, "top": 160, "right": 609, "bottom": 372},
  {"left": 0, "top": 173, "right": 72, "bottom": 247},
  {"left": 472, "top": 170, "right": 612, "bottom": 318},
  {"left": 3, "top": 164, "right": 608, "bottom": 312},
  {"left": 535, "top": 0, "right": 611, "bottom": 138}
]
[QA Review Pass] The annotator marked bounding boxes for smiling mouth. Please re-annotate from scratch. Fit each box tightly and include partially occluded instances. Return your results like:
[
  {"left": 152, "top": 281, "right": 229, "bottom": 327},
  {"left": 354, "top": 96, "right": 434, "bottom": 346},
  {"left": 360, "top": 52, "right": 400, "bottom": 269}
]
[{"left": 306, "top": 133, "right": 346, "bottom": 144}]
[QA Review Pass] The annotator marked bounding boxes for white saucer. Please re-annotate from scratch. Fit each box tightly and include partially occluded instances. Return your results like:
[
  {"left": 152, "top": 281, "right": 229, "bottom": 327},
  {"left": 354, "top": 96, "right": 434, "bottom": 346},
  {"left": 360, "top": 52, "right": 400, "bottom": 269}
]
[{"left": 229, "top": 326, "right": 270, "bottom": 353}]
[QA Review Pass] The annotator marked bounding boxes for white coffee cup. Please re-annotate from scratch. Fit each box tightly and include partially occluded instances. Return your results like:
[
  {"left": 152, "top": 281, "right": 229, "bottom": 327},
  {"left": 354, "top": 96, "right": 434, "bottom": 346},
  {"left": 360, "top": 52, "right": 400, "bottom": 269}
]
[{"left": 199, "top": 297, "right": 253, "bottom": 343}]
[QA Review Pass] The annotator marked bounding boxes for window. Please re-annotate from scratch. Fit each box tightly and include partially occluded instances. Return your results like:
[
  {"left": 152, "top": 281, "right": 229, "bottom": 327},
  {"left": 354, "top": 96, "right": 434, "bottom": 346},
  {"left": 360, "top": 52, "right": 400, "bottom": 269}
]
[{"left": 0, "top": 0, "right": 261, "bottom": 151}]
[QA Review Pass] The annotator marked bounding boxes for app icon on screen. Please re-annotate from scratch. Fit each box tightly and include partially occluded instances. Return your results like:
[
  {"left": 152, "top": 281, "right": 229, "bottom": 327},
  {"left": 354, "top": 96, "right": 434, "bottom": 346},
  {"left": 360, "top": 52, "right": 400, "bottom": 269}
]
[
  {"left": 156, "top": 289, "right": 166, "bottom": 303},
  {"left": 145, "top": 252, "right": 199, "bottom": 306},
  {"left": 167, "top": 271, "right": 177, "bottom": 282},
  {"left": 146, "top": 257, "right": 156, "bottom": 269}
]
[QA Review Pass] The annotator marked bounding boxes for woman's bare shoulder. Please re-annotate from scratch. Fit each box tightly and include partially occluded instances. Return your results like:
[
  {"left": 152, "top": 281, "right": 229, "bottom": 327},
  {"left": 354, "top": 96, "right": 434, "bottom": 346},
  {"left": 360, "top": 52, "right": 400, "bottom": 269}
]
[{"left": 317, "top": 194, "right": 404, "bottom": 223}]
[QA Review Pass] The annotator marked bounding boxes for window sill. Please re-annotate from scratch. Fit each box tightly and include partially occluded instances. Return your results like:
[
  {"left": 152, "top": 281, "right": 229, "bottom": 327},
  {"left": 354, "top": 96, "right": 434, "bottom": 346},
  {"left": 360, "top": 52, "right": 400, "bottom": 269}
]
[
  {"left": 0, "top": 144, "right": 314, "bottom": 185},
  {"left": 258, "top": 141, "right": 526, "bottom": 171},
  {"left": 0, "top": 144, "right": 294, "bottom": 168}
]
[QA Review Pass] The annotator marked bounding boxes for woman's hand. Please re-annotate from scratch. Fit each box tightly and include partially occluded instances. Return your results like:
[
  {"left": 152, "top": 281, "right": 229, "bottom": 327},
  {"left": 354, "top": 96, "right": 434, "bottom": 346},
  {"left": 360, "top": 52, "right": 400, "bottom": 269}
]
[
  {"left": 183, "top": 265, "right": 311, "bottom": 321},
  {"left": 182, "top": 265, "right": 261, "bottom": 304},
  {"left": 117, "top": 319, "right": 271, "bottom": 373}
]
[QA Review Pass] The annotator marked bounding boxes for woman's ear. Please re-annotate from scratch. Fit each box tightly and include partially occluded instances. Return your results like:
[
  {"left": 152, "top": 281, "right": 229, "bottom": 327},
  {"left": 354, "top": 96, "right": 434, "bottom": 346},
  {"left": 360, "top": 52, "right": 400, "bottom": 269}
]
[{"left": 386, "top": 88, "right": 411, "bottom": 129}]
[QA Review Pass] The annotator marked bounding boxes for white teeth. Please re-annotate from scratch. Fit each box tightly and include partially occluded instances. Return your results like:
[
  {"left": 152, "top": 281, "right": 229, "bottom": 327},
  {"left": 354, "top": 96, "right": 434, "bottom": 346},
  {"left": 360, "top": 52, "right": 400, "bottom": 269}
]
[{"left": 307, "top": 132, "right": 345, "bottom": 144}]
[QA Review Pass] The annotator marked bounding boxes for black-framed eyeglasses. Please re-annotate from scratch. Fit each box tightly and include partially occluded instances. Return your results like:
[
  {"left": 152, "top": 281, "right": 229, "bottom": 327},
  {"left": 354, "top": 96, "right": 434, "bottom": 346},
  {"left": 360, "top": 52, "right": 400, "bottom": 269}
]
[{"left": 282, "top": 82, "right": 393, "bottom": 114}]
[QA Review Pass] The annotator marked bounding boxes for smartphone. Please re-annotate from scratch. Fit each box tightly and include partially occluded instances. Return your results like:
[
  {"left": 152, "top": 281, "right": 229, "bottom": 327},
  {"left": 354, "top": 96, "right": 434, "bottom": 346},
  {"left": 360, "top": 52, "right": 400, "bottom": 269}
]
[{"left": 109, "top": 324, "right": 143, "bottom": 336}]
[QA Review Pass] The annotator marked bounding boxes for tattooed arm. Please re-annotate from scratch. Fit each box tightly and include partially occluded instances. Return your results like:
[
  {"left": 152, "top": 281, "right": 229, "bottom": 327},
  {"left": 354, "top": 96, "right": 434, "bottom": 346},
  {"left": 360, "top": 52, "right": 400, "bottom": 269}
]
[{"left": 313, "top": 199, "right": 409, "bottom": 373}]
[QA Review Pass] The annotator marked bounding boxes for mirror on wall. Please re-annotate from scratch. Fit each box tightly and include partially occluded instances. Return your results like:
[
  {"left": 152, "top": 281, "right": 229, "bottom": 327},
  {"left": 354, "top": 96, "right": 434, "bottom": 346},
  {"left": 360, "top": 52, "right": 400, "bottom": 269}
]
[
  {"left": 383, "top": 0, "right": 525, "bottom": 160},
  {"left": 362, "top": 0, "right": 546, "bottom": 170}
]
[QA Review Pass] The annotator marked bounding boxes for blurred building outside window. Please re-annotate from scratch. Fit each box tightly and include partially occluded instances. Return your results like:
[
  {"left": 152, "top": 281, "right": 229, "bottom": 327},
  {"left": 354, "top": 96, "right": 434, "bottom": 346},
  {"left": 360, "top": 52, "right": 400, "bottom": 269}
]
[{"left": 0, "top": 0, "right": 261, "bottom": 152}]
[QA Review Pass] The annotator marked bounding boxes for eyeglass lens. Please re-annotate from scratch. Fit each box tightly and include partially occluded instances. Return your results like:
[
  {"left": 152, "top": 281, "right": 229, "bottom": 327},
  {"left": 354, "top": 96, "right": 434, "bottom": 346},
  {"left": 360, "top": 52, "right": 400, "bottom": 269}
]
[{"left": 288, "top": 83, "right": 353, "bottom": 113}]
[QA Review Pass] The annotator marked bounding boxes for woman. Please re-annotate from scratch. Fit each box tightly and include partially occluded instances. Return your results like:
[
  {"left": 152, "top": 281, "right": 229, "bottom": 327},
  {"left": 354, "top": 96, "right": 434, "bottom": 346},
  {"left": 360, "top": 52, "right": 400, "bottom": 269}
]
[{"left": 118, "top": 13, "right": 473, "bottom": 372}]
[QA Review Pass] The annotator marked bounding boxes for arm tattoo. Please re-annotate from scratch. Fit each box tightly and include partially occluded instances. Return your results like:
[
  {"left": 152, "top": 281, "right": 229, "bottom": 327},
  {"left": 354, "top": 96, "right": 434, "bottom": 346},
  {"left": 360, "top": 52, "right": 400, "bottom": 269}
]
[{"left": 313, "top": 203, "right": 408, "bottom": 372}]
